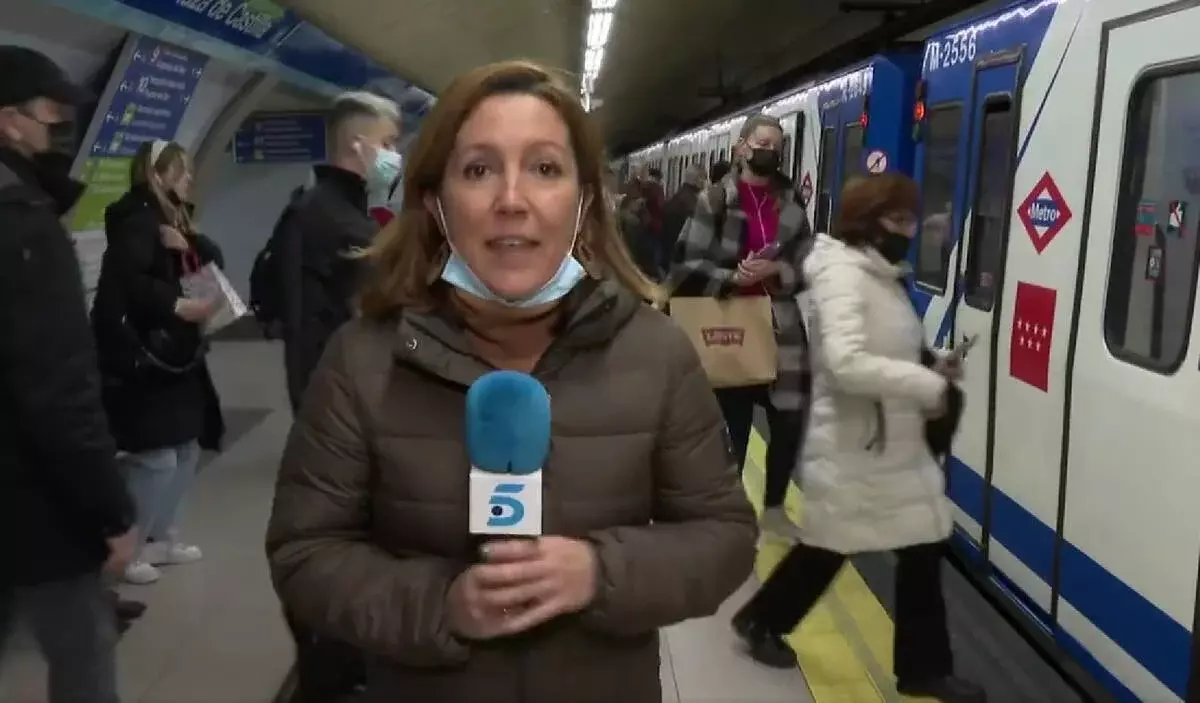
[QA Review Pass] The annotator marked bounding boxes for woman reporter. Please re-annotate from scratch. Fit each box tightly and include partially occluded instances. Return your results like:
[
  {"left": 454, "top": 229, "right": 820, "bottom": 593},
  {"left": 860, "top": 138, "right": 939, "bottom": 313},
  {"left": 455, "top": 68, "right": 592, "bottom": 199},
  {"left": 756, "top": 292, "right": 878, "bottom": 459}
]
[{"left": 265, "top": 60, "right": 756, "bottom": 703}]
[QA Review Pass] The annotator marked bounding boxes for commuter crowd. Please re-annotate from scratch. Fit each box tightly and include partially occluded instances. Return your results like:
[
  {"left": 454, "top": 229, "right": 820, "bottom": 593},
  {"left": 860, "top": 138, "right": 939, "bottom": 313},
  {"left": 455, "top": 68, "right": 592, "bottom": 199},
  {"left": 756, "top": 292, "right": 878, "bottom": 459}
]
[{"left": 0, "top": 45, "right": 982, "bottom": 703}]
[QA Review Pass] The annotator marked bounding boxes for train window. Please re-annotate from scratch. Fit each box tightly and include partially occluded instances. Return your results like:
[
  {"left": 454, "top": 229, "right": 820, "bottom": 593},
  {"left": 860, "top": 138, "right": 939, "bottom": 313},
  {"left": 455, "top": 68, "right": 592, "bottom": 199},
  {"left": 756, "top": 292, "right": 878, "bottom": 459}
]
[
  {"left": 781, "top": 134, "right": 793, "bottom": 179},
  {"left": 1104, "top": 71, "right": 1200, "bottom": 372},
  {"left": 815, "top": 127, "right": 836, "bottom": 232},
  {"left": 792, "top": 113, "right": 805, "bottom": 184},
  {"left": 840, "top": 122, "right": 865, "bottom": 194},
  {"left": 962, "top": 97, "right": 1016, "bottom": 311},
  {"left": 915, "top": 104, "right": 964, "bottom": 293}
]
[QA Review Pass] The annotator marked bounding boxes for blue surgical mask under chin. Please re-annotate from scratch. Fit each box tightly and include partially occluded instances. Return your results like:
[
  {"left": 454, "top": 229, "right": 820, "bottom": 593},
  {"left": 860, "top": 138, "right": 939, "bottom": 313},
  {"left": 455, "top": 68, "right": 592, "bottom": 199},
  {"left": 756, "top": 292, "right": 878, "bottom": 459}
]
[{"left": 437, "top": 199, "right": 588, "bottom": 308}]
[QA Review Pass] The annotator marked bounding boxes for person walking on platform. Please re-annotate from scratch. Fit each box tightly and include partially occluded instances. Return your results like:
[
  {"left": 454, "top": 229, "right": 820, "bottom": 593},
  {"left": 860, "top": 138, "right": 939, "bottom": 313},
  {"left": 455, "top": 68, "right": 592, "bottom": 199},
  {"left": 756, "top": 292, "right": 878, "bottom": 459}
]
[
  {"left": 661, "top": 163, "right": 704, "bottom": 270},
  {"left": 90, "top": 140, "right": 224, "bottom": 587},
  {"left": 278, "top": 91, "right": 401, "bottom": 412},
  {"left": 731, "top": 174, "right": 983, "bottom": 703},
  {"left": 639, "top": 165, "right": 665, "bottom": 238},
  {"left": 668, "top": 114, "right": 812, "bottom": 541},
  {"left": 275, "top": 91, "right": 400, "bottom": 703},
  {"left": 0, "top": 45, "right": 139, "bottom": 703},
  {"left": 266, "top": 59, "right": 756, "bottom": 703}
]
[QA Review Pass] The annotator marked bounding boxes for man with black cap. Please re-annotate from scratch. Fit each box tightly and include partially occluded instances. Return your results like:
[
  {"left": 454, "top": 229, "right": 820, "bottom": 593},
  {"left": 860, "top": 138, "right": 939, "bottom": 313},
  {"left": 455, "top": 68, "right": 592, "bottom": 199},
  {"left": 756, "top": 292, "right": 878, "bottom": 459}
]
[{"left": 0, "top": 46, "right": 139, "bottom": 703}]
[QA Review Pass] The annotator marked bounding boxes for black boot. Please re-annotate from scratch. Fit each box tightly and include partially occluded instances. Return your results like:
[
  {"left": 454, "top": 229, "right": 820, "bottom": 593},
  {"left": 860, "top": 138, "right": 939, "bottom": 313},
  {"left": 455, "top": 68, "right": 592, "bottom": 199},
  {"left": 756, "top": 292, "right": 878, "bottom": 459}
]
[
  {"left": 731, "top": 608, "right": 796, "bottom": 669},
  {"left": 115, "top": 598, "right": 147, "bottom": 621},
  {"left": 897, "top": 676, "right": 986, "bottom": 703}
]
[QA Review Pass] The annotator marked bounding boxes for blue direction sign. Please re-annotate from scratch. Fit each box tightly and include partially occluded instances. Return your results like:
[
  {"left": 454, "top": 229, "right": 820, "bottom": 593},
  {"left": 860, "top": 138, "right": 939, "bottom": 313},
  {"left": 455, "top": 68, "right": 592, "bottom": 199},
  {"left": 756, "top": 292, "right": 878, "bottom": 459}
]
[
  {"left": 234, "top": 112, "right": 327, "bottom": 164},
  {"left": 90, "top": 36, "right": 207, "bottom": 158}
]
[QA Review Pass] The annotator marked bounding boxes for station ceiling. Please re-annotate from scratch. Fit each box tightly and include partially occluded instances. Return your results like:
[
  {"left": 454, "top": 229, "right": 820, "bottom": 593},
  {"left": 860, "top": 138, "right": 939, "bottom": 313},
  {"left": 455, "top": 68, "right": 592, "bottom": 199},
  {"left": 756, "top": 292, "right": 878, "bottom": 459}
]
[{"left": 276, "top": 0, "right": 980, "bottom": 155}]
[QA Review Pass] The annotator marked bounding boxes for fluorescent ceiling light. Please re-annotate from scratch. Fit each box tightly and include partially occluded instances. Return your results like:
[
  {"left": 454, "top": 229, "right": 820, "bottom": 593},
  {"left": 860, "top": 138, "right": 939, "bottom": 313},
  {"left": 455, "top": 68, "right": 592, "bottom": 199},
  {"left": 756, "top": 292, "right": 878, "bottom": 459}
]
[
  {"left": 591, "top": 0, "right": 617, "bottom": 9},
  {"left": 585, "top": 47, "right": 605, "bottom": 74},
  {"left": 587, "top": 11, "right": 613, "bottom": 48}
]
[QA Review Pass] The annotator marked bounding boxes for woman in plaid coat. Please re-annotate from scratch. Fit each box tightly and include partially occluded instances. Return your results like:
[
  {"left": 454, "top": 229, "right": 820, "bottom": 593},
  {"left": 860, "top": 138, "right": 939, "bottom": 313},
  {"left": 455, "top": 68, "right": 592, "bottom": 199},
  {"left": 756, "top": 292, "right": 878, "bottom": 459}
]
[{"left": 667, "top": 114, "right": 813, "bottom": 540}]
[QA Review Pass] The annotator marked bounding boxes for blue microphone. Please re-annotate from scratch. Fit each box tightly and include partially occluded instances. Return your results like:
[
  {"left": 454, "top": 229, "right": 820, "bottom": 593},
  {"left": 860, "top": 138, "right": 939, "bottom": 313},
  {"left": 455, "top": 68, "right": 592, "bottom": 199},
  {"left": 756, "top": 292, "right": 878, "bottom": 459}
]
[{"left": 466, "top": 371, "right": 551, "bottom": 538}]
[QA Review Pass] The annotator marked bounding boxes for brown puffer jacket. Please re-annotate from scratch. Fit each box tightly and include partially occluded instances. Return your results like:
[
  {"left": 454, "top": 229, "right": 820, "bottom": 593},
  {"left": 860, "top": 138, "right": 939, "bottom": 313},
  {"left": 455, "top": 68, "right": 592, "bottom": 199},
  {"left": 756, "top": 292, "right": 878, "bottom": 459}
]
[{"left": 266, "top": 279, "right": 757, "bottom": 703}]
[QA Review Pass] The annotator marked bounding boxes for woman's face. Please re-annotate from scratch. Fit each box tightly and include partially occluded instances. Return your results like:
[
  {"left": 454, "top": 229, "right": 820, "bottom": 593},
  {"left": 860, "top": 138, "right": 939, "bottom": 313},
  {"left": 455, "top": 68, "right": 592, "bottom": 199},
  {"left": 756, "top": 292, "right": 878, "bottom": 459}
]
[
  {"left": 433, "top": 93, "right": 584, "bottom": 301},
  {"left": 160, "top": 157, "right": 192, "bottom": 202}
]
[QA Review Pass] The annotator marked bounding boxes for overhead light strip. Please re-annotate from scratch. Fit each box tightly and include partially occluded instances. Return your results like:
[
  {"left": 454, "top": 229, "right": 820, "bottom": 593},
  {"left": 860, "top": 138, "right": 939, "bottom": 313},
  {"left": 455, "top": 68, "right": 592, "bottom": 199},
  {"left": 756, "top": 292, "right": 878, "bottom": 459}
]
[{"left": 581, "top": 0, "right": 618, "bottom": 112}]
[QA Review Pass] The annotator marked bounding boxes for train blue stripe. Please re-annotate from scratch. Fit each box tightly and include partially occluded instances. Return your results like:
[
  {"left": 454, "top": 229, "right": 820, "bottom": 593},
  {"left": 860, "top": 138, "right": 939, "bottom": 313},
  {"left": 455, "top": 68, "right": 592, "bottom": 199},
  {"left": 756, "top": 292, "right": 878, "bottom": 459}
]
[{"left": 946, "top": 458, "right": 1191, "bottom": 698}]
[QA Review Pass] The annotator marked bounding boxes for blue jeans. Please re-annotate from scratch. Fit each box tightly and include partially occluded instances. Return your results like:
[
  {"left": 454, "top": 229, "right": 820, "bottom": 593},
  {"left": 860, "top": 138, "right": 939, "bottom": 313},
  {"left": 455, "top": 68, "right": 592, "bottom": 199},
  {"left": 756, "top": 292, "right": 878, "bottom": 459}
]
[
  {"left": 120, "top": 441, "right": 200, "bottom": 558},
  {"left": 0, "top": 572, "right": 120, "bottom": 703}
]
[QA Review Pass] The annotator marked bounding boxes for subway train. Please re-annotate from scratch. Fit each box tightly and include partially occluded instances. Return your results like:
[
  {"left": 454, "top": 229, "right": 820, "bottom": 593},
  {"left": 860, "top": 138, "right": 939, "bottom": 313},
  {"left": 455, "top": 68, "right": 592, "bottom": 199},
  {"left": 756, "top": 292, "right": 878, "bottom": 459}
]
[{"left": 620, "top": 0, "right": 1200, "bottom": 700}]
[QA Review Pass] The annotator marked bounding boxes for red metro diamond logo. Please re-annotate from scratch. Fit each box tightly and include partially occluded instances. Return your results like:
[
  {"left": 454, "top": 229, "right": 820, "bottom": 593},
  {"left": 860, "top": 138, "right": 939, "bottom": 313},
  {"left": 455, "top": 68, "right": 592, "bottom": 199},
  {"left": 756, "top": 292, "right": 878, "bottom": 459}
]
[{"left": 1017, "top": 172, "right": 1073, "bottom": 254}]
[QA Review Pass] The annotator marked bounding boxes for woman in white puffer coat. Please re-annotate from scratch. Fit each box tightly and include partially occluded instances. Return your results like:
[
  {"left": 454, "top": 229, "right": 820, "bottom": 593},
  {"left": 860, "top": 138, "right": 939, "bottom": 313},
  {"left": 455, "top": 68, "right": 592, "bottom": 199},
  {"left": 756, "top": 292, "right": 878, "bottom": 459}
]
[{"left": 732, "top": 174, "right": 984, "bottom": 703}]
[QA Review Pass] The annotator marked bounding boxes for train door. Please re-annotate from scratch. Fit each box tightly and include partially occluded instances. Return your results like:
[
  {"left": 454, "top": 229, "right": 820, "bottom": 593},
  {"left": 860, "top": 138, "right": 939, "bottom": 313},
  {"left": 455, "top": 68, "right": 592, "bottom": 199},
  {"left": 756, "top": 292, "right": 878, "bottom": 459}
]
[
  {"left": 1064, "top": 9, "right": 1200, "bottom": 701},
  {"left": 949, "top": 51, "right": 1022, "bottom": 571},
  {"left": 814, "top": 124, "right": 837, "bottom": 233},
  {"left": 913, "top": 100, "right": 972, "bottom": 538},
  {"left": 781, "top": 119, "right": 795, "bottom": 180},
  {"left": 818, "top": 92, "right": 866, "bottom": 235}
]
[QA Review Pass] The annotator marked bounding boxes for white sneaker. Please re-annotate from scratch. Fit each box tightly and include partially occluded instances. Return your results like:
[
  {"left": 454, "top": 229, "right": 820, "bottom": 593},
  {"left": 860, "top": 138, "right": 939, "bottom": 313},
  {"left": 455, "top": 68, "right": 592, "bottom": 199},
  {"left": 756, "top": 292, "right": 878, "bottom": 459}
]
[
  {"left": 759, "top": 507, "right": 801, "bottom": 542},
  {"left": 123, "top": 560, "right": 162, "bottom": 585},
  {"left": 143, "top": 540, "right": 203, "bottom": 566}
]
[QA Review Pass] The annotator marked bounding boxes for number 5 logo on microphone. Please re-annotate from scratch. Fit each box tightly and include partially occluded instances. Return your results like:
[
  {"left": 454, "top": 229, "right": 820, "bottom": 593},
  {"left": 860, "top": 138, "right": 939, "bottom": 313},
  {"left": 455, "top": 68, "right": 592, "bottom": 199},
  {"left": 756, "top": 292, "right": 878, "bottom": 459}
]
[{"left": 487, "top": 483, "right": 526, "bottom": 528}]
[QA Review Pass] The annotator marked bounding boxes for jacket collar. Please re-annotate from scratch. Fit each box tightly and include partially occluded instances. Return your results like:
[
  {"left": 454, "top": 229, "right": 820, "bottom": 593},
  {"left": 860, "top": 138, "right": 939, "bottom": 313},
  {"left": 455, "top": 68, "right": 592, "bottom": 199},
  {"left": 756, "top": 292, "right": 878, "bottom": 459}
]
[
  {"left": 0, "top": 146, "right": 84, "bottom": 214},
  {"left": 807, "top": 232, "right": 908, "bottom": 281},
  {"left": 313, "top": 164, "right": 369, "bottom": 213},
  {"left": 718, "top": 168, "right": 792, "bottom": 212},
  {"left": 392, "top": 277, "right": 641, "bottom": 387},
  {"left": 716, "top": 171, "right": 809, "bottom": 253}
]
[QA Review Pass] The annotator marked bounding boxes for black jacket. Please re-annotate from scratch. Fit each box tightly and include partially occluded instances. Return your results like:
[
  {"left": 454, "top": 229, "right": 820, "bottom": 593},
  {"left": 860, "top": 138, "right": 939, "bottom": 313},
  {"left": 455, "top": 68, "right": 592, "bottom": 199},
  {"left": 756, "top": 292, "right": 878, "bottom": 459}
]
[
  {"left": 0, "top": 148, "right": 136, "bottom": 586},
  {"left": 662, "top": 182, "right": 701, "bottom": 264},
  {"left": 279, "top": 165, "right": 377, "bottom": 409},
  {"left": 90, "top": 184, "right": 224, "bottom": 453}
]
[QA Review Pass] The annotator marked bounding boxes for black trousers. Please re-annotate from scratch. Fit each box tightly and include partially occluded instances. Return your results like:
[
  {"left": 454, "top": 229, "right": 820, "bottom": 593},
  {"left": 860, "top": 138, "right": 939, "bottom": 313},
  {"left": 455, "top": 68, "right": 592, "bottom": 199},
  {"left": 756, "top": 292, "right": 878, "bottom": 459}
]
[
  {"left": 715, "top": 384, "right": 806, "bottom": 508},
  {"left": 742, "top": 540, "right": 953, "bottom": 685},
  {"left": 284, "top": 608, "right": 365, "bottom": 703}
]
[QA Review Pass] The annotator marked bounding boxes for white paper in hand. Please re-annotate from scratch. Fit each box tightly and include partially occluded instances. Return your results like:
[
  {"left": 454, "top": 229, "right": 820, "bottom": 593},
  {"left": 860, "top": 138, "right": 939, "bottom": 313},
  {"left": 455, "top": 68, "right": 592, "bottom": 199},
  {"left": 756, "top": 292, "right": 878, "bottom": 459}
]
[{"left": 182, "top": 263, "right": 248, "bottom": 335}]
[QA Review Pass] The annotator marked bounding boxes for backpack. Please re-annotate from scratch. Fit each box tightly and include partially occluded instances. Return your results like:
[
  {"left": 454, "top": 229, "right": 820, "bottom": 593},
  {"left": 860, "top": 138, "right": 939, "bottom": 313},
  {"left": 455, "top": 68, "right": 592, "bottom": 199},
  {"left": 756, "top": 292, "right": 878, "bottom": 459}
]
[{"left": 249, "top": 186, "right": 307, "bottom": 338}]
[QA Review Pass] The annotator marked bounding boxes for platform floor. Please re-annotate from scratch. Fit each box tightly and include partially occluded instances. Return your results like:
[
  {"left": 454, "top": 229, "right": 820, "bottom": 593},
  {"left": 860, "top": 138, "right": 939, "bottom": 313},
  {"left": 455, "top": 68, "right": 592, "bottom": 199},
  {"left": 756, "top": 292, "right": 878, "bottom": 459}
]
[{"left": 0, "top": 338, "right": 1083, "bottom": 703}]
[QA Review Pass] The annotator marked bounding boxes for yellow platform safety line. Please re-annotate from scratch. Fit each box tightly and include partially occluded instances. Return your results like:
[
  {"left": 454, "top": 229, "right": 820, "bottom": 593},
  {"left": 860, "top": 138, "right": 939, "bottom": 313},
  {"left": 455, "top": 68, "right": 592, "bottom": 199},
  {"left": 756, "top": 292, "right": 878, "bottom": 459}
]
[{"left": 743, "top": 429, "right": 938, "bottom": 703}]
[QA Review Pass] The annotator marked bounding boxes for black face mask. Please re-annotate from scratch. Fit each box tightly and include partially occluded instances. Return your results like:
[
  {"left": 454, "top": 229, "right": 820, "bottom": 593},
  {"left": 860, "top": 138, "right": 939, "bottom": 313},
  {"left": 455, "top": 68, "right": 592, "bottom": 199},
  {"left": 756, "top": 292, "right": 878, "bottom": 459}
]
[
  {"left": 30, "top": 150, "right": 85, "bottom": 215},
  {"left": 46, "top": 120, "right": 76, "bottom": 151},
  {"left": 873, "top": 231, "right": 912, "bottom": 264},
  {"left": 746, "top": 148, "right": 780, "bottom": 177}
]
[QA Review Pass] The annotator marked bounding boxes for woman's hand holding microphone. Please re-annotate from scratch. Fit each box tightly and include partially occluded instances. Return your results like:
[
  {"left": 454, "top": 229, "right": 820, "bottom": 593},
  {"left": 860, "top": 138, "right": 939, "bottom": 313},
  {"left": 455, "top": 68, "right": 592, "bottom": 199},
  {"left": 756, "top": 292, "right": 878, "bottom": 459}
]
[{"left": 446, "top": 536, "right": 599, "bottom": 640}]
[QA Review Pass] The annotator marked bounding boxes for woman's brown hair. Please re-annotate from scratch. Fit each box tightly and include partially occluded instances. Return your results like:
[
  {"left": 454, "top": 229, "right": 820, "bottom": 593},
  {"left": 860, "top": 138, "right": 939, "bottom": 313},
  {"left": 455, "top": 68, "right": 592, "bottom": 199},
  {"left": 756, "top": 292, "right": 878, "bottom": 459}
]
[
  {"left": 130, "top": 139, "right": 194, "bottom": 235},
  {"left": 356, "top": 60, "right": 664, "bottom": 318},
  {"left": 834, "top": 172, "right": 920, "bottom": 247}
]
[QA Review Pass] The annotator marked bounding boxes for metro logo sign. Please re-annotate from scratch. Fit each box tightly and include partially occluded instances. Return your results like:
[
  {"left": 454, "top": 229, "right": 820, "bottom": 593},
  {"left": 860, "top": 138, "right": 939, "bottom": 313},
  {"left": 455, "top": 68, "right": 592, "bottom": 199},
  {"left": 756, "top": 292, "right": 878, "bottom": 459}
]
[{"left": 1017, "top": 172, "right": 1072, "bottom": 254}]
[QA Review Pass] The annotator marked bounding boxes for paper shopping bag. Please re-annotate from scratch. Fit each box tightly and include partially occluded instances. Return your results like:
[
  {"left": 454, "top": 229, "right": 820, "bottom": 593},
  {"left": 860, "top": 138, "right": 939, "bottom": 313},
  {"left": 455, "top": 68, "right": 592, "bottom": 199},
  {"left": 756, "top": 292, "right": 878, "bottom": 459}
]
[
  {"left": 669, "top": 296, "right": 778, "bottom": 388},
  {"left": 182, "top": 263, "right": 249, "bottom": 336}
]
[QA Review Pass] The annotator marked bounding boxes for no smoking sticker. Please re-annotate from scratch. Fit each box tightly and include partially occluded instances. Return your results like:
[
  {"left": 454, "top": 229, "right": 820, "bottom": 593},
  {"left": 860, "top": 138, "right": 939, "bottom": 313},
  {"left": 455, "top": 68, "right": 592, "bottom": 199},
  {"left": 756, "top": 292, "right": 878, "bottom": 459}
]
[{"left": 865, "top": 149, "right": 888, "bottom": 174}]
